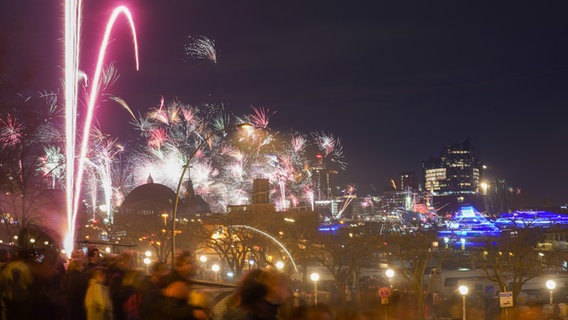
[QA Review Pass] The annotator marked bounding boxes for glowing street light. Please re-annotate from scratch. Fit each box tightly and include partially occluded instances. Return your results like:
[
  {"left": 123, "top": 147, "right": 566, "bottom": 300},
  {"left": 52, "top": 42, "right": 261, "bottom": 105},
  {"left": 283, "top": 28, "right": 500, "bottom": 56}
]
[
  {"left": 275, "top": 261, "right": 285, "bottom": 270},
  {"left": 212, "top": 264, "right": 220, "bottom": 281},
  {"left": 546, "top": 279, "right": 556, "bottom": 306},
  {"left": 458, "top": 285, "right": 468, "bottom": 320},
  {"left": 480, "top": 182, "right": 488, "bottom": 195},
  {"left": 311, "top": 272, "right": 320, "bottom": 306},
  {"left": 161, "top": 213, "right": 169, "bottom": 225},
  {"left": 143, "top": 257, "right": 151, "bottom": 273},
  {"left": 170, "top": 123, "right": 252, "bottom": 268},
  {"left": 386, "top": 269, "right": 394, "bottom": 288},
  {"left": 198, "top": 255, "right": 208, "bottom": 279}
]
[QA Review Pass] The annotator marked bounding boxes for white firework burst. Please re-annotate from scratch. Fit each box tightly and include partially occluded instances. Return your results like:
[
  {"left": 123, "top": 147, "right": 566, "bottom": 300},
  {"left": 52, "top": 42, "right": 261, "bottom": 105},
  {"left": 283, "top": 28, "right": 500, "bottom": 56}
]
[{"left": 184, "top": 35, "right": 217, "bottom": 63}]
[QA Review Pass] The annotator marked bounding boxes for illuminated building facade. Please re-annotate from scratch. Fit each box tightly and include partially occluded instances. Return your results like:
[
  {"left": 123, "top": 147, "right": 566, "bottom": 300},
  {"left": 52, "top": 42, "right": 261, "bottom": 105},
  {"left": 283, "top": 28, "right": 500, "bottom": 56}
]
[
  {"left": 312, "top": 154, "right": 336, "bottom": 201},
  {"left": 423, "top": 138, "right": 484, "bottom": 213},
  {"left": 423, "top": 138, "right": 483, "bottom": 195}
]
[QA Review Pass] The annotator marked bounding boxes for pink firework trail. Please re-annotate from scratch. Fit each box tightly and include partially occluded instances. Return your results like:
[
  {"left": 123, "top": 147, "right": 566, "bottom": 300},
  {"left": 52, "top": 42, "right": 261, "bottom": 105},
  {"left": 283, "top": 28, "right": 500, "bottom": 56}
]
[
  {"left": 249, "top": 107, "right": 274, "bottom": 129},
  {"left": 64, "top": 2, "right": 140, "bottom": 256},
  {"left": 0, "top": 114, "right": 25, "bottom": 148},
  {"left": 290, "top": 134, "right": 307, "bottom": 153}
]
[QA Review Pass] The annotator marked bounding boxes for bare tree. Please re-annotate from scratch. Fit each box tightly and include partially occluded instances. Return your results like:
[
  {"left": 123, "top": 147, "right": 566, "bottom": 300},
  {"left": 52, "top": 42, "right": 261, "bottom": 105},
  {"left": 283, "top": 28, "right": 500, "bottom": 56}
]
[
  {"left": 195, "top": 211, "right": 284, "bottom": 277},
  {"left": 296, "top": 221, "right": 384, "bottom": 305},
  {"left": 0, "top": 97, "right": 63, "bottom": 245},
  {"left": 480, "top": 218, "right": 544, "bottom": 305},
  {"left": 385, "top": 228, "right": 451, "bottom": 319}
]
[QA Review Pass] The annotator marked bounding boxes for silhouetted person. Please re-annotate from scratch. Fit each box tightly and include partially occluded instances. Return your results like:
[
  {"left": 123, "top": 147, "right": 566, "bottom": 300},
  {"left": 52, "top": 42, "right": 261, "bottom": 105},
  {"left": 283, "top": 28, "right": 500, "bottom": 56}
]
[
  {"left": 140, "top": 261, "right": 169, "bottom": 320},
  {"left": 0, "top": 259, "right": 33, "bottom": 319},
  {"left": 223, "top": 269, "right": 291, "bottom": 320},
  {"left": 62, "top": 256, "right": 87, "bottom": 320},
  {"left": 147, "top": 250, "right": 207, "bottom": 320},
  {"left": 84, "top": 247, "right": 101, "bottom": 274}
]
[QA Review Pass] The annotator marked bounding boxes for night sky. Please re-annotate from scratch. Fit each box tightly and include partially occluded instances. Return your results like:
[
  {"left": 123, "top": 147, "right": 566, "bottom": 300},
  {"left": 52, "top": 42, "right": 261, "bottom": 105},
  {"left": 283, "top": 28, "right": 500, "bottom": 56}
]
[{"left": 1, "top": 1, "right": 568, "bottom": 203}]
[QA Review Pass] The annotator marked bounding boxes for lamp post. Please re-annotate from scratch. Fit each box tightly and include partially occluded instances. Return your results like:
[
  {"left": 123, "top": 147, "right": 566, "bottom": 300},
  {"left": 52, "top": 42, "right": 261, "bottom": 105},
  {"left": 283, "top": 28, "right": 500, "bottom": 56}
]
[
  {"left": 199, "top": 255, "right": 207, "bottom": 279},
  {"left": 480, "top": 181, "right": 490, "bottom": 211},
  {"left": 458, "top": 285, "right": 468, "bottom": 320},
  {"left": 310, "top": 272, "right": 320, "bottom": 306},
  {"left": 212, "top": 264, "right": 220, "bottom": 282},
  {"left": 546, "top": 280, "right": 556, "bottom": 306},
  {"left": 386, "top": 269, "right": 394, "bottom": 288},
  {"left": 170, "top": 123, "right": 251, "bottom": 268},
  {"left": 480, "top": 182, "right": 488, "bottom": 195},
  {"left": 144, "top": 251, "right": 152, "bottom": 273},
  {"left": 384, "top": 269, "right": 395, "bottom": 320}
]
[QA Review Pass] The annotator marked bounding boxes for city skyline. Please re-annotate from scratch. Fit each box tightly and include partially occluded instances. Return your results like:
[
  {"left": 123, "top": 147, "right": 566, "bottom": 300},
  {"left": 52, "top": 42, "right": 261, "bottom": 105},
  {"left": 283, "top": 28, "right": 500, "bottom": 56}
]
[{"left": 1, "top": 1, "right": 568, "bottom": 203}]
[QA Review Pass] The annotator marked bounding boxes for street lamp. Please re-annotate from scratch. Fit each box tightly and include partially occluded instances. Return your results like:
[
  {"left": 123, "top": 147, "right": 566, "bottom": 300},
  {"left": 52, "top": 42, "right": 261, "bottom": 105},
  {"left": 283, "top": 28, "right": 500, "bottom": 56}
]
[
  {"left": 170, "top": 123, "right": 252, "bottom": 268},
  {"left": 310, "top": 272, "right": 320, "bottom": 306},
  {"left": 275, "top": 261, "right": 284, "bottom": 270},
  {"left": 480, "top": 182, "right": 488, "bottom": 195},
  {"left": 199, "top": 255, "right": 208, "bottom": 278},
  {"left": 212, "top": 264, "right": 220, "bottom": 281},
  {"left": 546, "top": 279, "right": 556, "bottom": 306},
  {"left": 458, "top": 285, "right": 468, "bottom": 320},
  {"left": 143, "top": 257, "right": 151, "bottom": 272},
  {"left": 386, "top": 269, "right": 394, "bottom": 288},
  {"left": 161, "top": 213, "right": 169, "bottom": 225}
]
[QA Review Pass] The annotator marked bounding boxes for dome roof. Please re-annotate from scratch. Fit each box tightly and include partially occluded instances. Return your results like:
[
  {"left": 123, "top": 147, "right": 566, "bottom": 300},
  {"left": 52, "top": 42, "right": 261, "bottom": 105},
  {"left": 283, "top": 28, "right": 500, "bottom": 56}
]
[{"left": 121, "top": 182, "right": 176, "bottom": 208}]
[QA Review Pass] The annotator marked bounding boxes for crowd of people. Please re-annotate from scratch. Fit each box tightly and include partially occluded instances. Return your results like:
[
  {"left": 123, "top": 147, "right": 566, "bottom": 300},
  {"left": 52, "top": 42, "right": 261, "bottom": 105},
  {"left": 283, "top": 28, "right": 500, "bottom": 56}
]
[{"left": 0, "top": 246, "right": 355, "bottom": 320}]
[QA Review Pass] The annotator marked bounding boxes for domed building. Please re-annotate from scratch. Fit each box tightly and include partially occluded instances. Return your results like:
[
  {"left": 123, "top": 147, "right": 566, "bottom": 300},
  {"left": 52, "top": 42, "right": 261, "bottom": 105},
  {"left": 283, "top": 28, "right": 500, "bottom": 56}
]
[
  {"left": 119, "top": 177, "right": 177, "bottom": 218},
  {"left": 115, "top": 175, "right": 211, "bottom": 246}
]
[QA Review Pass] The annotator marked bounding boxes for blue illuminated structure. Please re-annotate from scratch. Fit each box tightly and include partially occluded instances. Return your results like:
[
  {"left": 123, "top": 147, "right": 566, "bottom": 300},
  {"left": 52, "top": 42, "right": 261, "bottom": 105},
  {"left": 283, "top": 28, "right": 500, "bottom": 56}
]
[
  {"left": 438, "top": 205, "right": 501, "bottom": 239},
  {"left": 438, "top": 206, "right": 568, "bottom": 247},
  {"left": 318, "top": 223, "right": 343, "bottom": 234},
  {"left": 493, "top": 210, "right": 568, "bottom": 229}
]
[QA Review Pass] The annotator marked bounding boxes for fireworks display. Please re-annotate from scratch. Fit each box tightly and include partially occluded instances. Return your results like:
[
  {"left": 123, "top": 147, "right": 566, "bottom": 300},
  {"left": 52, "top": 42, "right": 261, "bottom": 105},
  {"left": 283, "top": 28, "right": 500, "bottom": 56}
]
[
  {"left": 0, "top": 3, "right": 350, "bottom": 252},
  {"left": 37, "top": 146, "right": 65, "bottom": 189},
  {"left": 127, "top": 102, "right": 347, "bottom": 212},
  {"left": 184, "top": 35, "right": 217, "bottom": 63},
  {"left": 0, "top": 114, "right": 25, "bottom": 148},
  {"left": 63, "top": 2, "right": 140, "bottom": 255}
]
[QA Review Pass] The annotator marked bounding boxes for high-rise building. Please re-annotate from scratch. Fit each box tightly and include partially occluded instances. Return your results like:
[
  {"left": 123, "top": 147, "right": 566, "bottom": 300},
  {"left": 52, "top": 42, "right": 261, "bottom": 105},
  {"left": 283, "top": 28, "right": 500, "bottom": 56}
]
[
  {"left": 400, "top": 171, "right": 418, "bottom": 192},
  {"left": 423, "top": 138, "right": 484, "bottom": 213},
  {"left": 423, "top": 138, "right": 483, "bottom": 195},
  {"left": 312, "top": 154, "right": 335, "bottom": 201},
  {"left": 252, "top": 178, "right": 270, "bottom": 204}
]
